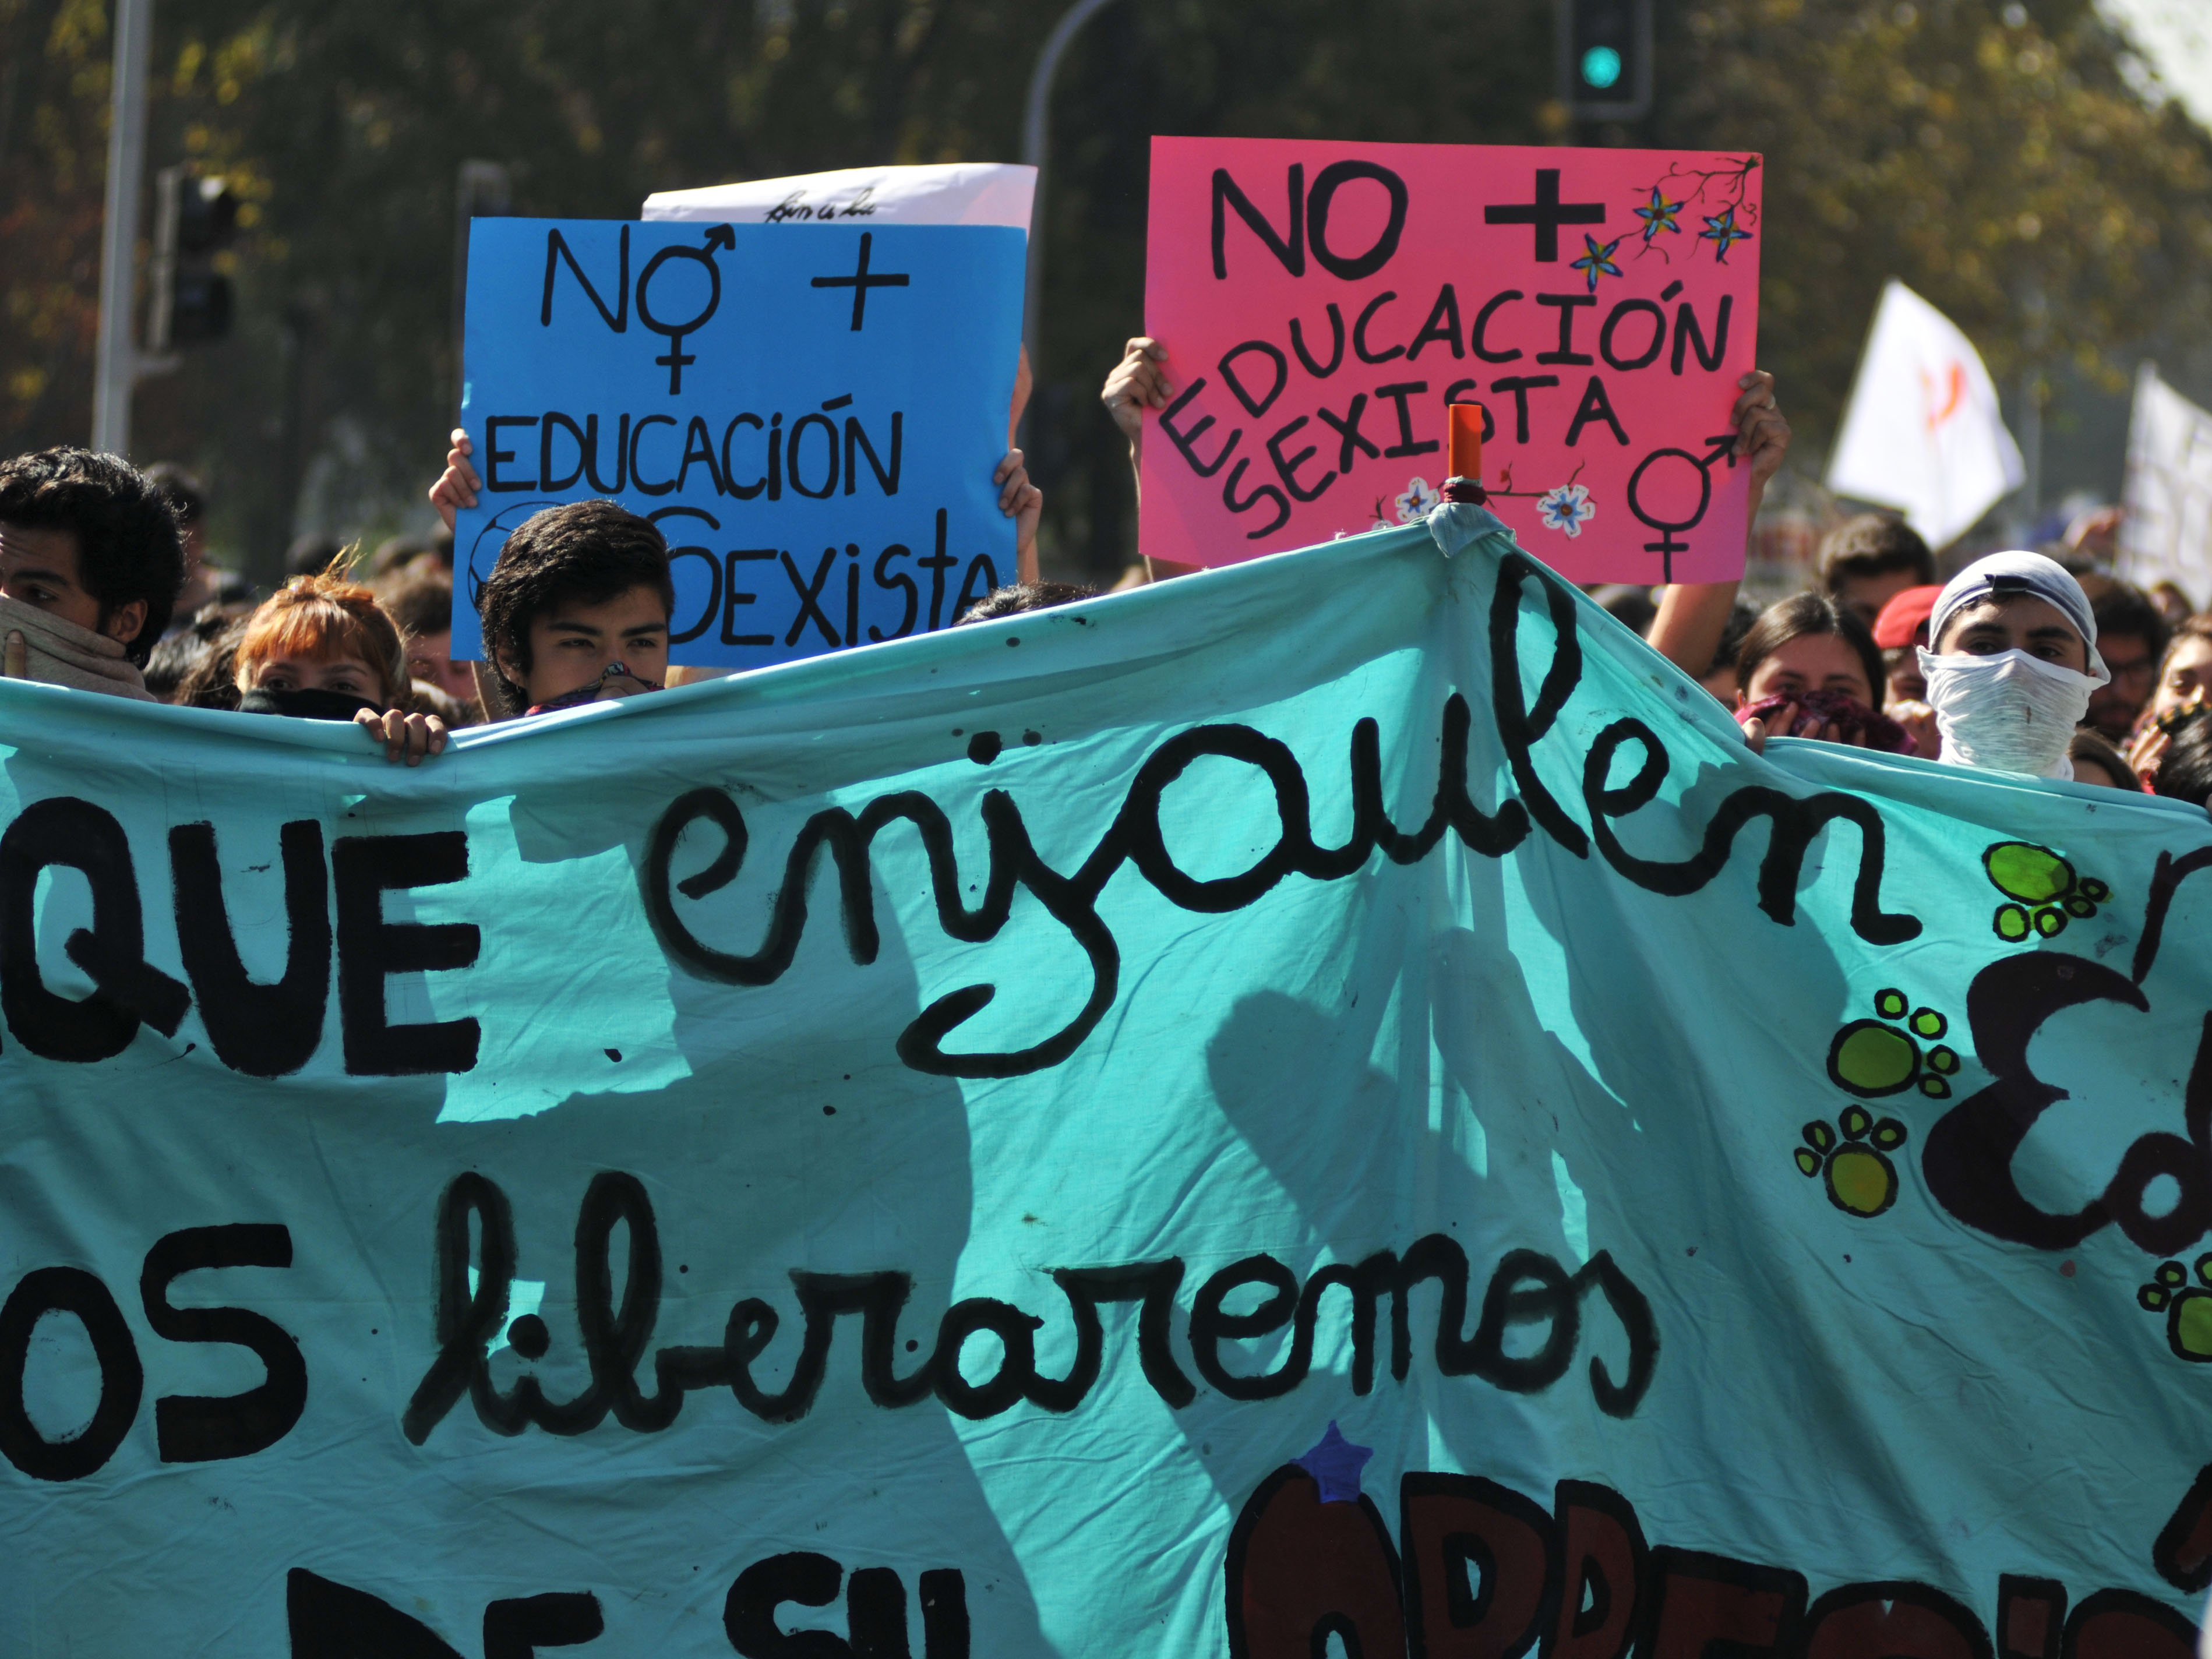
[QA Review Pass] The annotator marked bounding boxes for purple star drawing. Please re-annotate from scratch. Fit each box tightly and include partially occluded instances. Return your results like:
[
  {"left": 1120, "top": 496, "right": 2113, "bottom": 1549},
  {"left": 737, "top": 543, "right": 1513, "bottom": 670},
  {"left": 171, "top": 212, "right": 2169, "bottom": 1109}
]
[{"left": 1293, "top": 1421, "right": 1374, "bottom": 1504}]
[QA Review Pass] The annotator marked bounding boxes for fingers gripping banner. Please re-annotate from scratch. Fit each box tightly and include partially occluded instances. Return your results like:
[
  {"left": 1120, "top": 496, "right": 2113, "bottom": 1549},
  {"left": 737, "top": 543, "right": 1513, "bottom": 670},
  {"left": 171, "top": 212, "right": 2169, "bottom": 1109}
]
[{"left": 3, "top": 512, "right": 2212, "bottom": 1656}]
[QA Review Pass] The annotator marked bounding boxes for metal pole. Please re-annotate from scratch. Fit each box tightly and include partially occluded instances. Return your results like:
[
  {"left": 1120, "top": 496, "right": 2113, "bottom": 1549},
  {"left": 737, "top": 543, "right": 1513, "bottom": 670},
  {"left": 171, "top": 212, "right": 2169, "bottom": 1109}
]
[
  {"left": 91, "top": 0, "right": 154, "bottom": 456},
  {"left": 1019, "top": 0, "right": 1121, "bottom": 372}
]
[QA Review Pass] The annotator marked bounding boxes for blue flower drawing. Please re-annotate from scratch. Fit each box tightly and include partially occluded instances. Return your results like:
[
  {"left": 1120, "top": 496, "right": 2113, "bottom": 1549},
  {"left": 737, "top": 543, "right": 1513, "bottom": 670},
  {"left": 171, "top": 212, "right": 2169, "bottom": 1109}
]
[
  {"left": 1570, "top": 233, "right": 1625, "bottom": 292},
  {"left": 1634, "top": 187, "right": 1684, "bottom": 243},
  {"left": 1395, "top": 478, "right": 1440, "bottom": 522},
  {"left": 1537, "top": 483, "right": 1595, "bottom": 537},
  {"left": 1699, "top": 205, "right": 1753, "bottom": 261}
]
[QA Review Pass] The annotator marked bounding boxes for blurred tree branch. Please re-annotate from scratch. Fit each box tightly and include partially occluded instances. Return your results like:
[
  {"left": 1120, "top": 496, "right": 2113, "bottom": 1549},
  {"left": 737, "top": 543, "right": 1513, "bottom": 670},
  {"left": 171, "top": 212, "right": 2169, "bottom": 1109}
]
[{"left": 2, "top": 0, "right": 2208, "bottom": 577}]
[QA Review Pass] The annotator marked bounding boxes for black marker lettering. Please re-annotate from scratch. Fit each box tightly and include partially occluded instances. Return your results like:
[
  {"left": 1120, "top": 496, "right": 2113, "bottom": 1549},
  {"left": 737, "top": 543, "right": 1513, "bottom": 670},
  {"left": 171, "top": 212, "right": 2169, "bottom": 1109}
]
[
  {"left": 628, "top": 413, "right": 678, "bottom": 496},
  {"left": 1353, "top": 292, "right": 1404, "bottom": 365},
  {"left": 1405, "top": 284, "right": 1464, "bottom": 361},
  {"left": 1487, "top": 376, "right": 1560, "bottom": 444},
  {"left": 1535, "top": 294, "right": 1597, "bottom": 365},
  {"left": 331, "top": 832, "right": 481, "bottom": 1077},
  {"left": 870, "top": 545, "right": 918, "bottom": 641},
  {"left": 1212, "top": 165, "right": 1305, "bottom": 279},
  {"left": 722, "top": 414, "right": 768, "bottom": 499},
  {"left": 1290, "top": 304, "right": 1346, "bottom": 379},
  {"left": 1266, "top": 415, "right": 1336, "bottom": 503},
  {"left": 1159, "top": 380, "right": 1240, "bottom": 479},
  {"left": 483, "top": 416, "right": 540, "bottom": 492},
  {"left": 1219, "top": 341, "right": 1290, "bottom": 419},
  {"left": 722, "top": 550, "right": 776, "bottom": 648},
  {"left": 1374, "top": 382, "right": 1438, "bottom": 459}
]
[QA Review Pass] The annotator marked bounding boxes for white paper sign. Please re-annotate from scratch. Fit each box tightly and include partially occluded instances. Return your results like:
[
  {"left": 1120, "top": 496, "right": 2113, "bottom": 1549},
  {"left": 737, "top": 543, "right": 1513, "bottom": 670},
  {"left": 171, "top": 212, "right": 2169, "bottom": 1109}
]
[{"left": 644, "top": 163, "right": 1035, "bottom": 232}]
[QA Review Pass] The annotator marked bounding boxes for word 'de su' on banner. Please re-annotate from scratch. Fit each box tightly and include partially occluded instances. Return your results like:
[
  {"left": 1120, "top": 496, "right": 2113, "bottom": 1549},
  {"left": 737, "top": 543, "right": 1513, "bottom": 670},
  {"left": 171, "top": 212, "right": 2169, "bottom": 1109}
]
[
  {"left": 451, "top": 218, "right": 1024, "bottom": 668},
  {"left": 1140, "top": 137, "right": 1762, "bottom": 581}
]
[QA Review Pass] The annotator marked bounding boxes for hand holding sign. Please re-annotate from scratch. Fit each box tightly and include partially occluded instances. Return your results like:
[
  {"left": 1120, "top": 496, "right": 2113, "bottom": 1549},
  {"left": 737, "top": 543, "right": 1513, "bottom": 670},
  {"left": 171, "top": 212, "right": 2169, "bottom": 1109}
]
[{"left": 1139, "top": 139, "right": 1763, "bottom": 581}]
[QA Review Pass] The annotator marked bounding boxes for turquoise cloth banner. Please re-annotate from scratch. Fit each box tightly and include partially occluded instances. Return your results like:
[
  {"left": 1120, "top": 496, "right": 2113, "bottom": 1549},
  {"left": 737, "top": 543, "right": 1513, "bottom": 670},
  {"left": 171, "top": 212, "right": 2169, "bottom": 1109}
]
[{"left": 3, "top": 508, "right": 2211, "bottom": 1657}]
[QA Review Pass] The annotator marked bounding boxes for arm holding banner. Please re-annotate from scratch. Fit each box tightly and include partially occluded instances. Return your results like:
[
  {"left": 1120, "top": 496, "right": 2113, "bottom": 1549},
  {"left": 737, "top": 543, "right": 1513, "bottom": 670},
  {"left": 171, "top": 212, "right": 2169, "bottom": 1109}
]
[{"left": 1646, "top": 370, "right": 1790, "bottom": 684}]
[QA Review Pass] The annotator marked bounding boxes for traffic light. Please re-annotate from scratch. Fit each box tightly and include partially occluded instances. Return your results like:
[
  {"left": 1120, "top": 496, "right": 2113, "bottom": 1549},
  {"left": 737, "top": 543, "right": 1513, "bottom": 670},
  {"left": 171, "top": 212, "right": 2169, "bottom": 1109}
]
[
  {"left": 148, "top": 165, "right": 240, "bottom": 350},
  {"left": 1558, "top": 0, "right": 1653, "bottom": 122}
]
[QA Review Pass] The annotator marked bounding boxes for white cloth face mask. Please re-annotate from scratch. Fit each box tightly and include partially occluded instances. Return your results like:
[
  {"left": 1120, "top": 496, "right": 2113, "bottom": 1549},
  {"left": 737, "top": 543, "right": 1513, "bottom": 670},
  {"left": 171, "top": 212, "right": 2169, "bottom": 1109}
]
[{"left": 1915, "top": 646, "right": 2108, "bottom": 778}]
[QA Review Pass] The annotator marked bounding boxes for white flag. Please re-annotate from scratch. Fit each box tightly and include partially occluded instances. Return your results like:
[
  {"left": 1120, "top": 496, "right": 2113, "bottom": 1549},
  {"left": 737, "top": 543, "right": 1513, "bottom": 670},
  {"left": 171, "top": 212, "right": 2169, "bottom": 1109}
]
[
  {"left": 1825, "top": 280, "right": 2025, "bottom": 549},
  {"left": 643, "top": 163, "right": 1035, "bottom": 231},
  {"left": 2120, "top": 362, "right": 2212, "bottom": 609}
]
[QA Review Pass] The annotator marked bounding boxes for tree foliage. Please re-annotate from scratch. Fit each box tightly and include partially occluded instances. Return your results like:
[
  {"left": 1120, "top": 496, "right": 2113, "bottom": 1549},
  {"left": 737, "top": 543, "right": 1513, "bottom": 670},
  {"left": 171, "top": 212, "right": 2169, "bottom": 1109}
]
[{"left": 2, "top": 0, "right": 2209, "bottom": 578}]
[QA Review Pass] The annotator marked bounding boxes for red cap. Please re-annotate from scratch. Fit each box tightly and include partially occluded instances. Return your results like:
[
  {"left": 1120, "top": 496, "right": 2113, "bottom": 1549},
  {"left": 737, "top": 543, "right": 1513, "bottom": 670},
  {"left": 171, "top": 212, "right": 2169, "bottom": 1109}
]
[
  {"left": 1872, "top": 585, "right": 1943, "bottom": 650},
  {"left": 1447, "top": 402, "right": 1484, "bottom": 482}
]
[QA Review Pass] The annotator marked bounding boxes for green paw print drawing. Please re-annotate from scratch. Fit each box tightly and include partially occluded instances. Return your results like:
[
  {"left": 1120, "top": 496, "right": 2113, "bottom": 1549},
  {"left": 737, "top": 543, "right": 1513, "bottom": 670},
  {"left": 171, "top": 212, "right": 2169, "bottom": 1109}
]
[
  {"left": 2140, "top": 1256, "right": 2212, "bottom": 1361},
  {"left": 1794, "top": 1106, "right": 1908, "bottom": 1217},
  {"left": 1984, "top": 841, "right": 2110, "bottom": 943},
  {"left": 1827, "top": 989, "right": 1962, "bottom": 1100}
]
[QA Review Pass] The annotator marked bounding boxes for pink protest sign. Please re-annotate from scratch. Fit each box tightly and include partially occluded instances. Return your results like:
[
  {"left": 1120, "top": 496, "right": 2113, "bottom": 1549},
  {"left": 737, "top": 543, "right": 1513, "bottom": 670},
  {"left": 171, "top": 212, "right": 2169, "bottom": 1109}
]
[{"left": 1140, "top": 138, "right": 1762, "bottom": 581}]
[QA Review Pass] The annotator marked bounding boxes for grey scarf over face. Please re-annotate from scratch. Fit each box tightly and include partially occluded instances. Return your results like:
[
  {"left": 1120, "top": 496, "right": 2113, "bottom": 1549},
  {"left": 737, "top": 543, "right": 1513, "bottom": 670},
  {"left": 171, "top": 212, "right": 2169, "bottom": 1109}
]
[{"left": 0, "top": 593, "right": 154, "bottom": 701}]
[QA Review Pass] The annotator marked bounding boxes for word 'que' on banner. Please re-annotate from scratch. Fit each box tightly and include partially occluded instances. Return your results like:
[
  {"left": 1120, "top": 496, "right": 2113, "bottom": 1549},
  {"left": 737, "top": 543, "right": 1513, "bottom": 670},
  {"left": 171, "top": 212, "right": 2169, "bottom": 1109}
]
[
  {"left": 451, "top": 218, "right": 1025, "bottom": 668},
  {"left": 1140, "top": 138, "right": 1763, "bottom": 581}
]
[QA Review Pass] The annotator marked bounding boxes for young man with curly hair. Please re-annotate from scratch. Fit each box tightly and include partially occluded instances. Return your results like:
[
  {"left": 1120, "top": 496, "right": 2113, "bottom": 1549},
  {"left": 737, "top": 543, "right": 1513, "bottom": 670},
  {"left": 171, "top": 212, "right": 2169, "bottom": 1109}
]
[
  {"left": 472, "top": 499, "right": 675, "bottom": 718},
  {"left": 0, "top": 447, "right": 186, "bottom": 698}
]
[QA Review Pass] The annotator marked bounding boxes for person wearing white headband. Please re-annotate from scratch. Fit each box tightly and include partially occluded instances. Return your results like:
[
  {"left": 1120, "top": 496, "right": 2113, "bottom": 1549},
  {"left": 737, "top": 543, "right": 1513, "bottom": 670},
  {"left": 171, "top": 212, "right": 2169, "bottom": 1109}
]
[{"left": 1914, "top": 550, "right": 2109, "bottom": 780}]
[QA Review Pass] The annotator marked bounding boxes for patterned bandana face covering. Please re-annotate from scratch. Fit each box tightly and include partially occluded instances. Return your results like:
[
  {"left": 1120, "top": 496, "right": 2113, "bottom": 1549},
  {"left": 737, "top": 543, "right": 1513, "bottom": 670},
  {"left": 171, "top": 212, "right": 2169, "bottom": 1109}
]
[
  {"left": 524, "top": 660, "right": 664, "bottom": 716},
  {"left": 1915, "top": 646, "right": 2107, "bottom": 778}
]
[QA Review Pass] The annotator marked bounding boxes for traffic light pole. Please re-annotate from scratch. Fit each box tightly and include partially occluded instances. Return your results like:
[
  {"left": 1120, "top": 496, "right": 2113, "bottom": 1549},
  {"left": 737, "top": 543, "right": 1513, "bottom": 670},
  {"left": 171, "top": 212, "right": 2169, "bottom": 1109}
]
[
  {"left": 1019, "top": 0, "right": 1121, "bottom": 375},
  {"left": 92, "top": 0, "right": 156, "bottom": 457}
]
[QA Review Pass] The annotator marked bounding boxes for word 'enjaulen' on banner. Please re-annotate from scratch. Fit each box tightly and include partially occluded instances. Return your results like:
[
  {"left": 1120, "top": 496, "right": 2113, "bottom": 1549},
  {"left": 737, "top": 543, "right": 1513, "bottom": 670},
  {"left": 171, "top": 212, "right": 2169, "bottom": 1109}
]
[
  {"left": 451, "top": 218, "right": 1025, "bottom": 668},
  {"left": 1139, "top": 138, "right": 1762, "bottom": 581}
]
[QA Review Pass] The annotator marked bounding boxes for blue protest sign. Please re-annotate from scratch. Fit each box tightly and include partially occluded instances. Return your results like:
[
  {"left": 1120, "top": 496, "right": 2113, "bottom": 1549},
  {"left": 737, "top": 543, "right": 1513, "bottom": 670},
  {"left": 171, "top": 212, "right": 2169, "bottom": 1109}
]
[{"left": 451, "top": 218, "right": 1024, "bottom": 666}]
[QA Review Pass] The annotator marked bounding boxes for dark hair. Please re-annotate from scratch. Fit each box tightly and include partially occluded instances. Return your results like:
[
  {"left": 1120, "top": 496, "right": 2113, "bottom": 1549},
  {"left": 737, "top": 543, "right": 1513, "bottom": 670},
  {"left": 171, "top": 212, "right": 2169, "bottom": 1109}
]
[
  {"left": 407, "top": 677, "right": 475, "bottom": 728},
  {"left": 2153, "top": 710, "right": 2212, "bottom": 807},
  {"left": 1707, "top": 599, "right": 1759, "bottom": 678},
  {"left": 954, "top": 581, "right": 1100, "bottom": 625},
  {"left": 370, "top": 532, "right": 438, "bottom": 580},
  {"left": 0, "top": 447, "right": 186, "bottom": 664},
  {"left": 2091, "top": 580, "right": 2171, "bottom": 664},
  {"left": 144, "top": 599, "right": 252, "bottom": 702},
  {"left": 2066, "top": 728, "right": 2137, "bottom": 792},
  {"left": 1589, "top": 584, "right": 1656, "bottom": 637},
  {"left": 477, "top": 500, "right": 673, "bottom": 708},
  {"left": 1735, "top": 592, "right": 1883, "bottom": 704},
  {"left": 1816, "top": 513, "right": 1935, "bottom": 591},
  {"left": 382, "top": 566, "right": 456, "bottom": 640},
  {"left": 2158, "top": 612, "right": 2212, "bottom": 679},
  {"left": 285, "top": 532, "right": 344, "bottom": 579},
  {"left": 143, "top": 461, "right": 206, "bottom": 526},
  {"left": 174, "top": 613, "right": 250, "bottom": 710}
]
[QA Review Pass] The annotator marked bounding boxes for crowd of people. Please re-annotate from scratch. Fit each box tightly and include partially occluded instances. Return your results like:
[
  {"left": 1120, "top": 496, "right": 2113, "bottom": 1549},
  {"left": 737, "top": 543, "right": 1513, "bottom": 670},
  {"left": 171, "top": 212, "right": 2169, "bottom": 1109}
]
[
  {"left": 1624, "top": 373, "right": 2212, "bottom": 804},
  {"left": 0, "top": 422, "right": 1048, "bottom": 764},
  {"left": 1, "top": 352, "right": 2208, "bottom": 813}
]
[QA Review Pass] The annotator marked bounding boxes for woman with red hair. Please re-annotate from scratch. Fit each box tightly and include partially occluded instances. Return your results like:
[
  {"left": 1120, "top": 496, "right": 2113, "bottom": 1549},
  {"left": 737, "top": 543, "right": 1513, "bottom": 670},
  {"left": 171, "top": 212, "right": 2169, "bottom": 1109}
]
[{"left": 232, "top": 567, "right": 447, "bottom": 764}]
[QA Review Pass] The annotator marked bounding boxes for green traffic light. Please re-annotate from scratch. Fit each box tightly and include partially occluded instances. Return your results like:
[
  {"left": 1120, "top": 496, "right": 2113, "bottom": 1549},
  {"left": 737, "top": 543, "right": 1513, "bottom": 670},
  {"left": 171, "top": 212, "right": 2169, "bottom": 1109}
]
[{"left": 1580, "top": 44, "right": 1623, "bottom": 89}]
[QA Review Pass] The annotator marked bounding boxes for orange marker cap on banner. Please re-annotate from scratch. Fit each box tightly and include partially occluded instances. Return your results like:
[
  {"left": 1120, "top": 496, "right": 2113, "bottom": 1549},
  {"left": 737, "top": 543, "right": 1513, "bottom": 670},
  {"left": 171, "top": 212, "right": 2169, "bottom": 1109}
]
[{"left": 1447, "top": 403, "right": 1484, "bottom": 483}]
